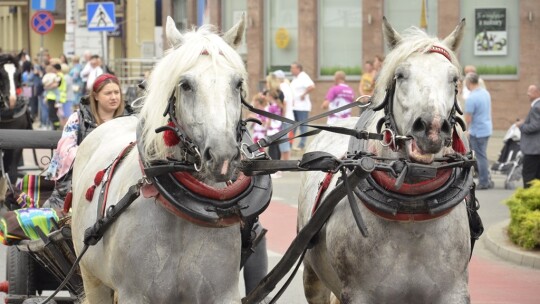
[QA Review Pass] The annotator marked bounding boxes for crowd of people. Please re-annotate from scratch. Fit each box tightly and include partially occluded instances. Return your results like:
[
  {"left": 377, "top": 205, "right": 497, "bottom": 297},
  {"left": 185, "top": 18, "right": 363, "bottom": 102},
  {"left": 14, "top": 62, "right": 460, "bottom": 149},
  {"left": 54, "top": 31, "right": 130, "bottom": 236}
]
[
  {"left": 247, "top": 56, "right": 383, "bottom": 178},
  {"left": 247, "top": 60, "right": 539, "bottom": 190},
  {"left": 17, "top": 49, "right": 107, "bottom": 131}
]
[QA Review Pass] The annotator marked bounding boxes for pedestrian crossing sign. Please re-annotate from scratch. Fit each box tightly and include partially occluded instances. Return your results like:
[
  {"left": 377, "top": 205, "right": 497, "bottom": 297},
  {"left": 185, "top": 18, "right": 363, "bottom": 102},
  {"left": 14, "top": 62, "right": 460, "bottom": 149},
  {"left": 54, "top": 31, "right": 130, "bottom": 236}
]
[{"left": 87, "top": 2, "right": 116, "bottom": 32}]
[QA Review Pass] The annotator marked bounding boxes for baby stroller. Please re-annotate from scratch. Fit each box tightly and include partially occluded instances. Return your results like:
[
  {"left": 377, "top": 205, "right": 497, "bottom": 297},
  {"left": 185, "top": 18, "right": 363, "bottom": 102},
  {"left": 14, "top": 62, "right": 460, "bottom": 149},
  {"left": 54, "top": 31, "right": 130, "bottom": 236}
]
[{"left": 491, "top": 123, "right": 523, "bottom": 189}]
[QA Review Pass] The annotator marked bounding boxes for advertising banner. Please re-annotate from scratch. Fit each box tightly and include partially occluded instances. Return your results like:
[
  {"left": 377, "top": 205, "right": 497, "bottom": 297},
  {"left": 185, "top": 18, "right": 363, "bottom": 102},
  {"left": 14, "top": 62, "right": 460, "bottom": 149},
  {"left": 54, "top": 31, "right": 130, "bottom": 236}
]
[{"left": 475, "top": 8, "right": 507, "bottom": 56}]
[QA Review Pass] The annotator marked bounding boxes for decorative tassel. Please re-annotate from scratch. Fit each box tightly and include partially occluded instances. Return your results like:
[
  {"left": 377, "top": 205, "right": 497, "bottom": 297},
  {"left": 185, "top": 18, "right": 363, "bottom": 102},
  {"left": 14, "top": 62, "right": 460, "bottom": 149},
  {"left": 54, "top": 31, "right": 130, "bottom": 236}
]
[
  {"left": 86, "top": 185, "right": 96, "bottom": 201},
  {"left": 163, "top": 121, "right": 180, "bottom": 146},
  {"left": 94, "top": 170, "right": 105, "bottom": 185},
  {"left": 64, "top": 192, "right": 73, "bottom": 213},
  {"left": 86, "top": 170, "right": 106, "bottom": 201},
  {"left": 452, "top": 129, "right": 467, "bottom": 154}
]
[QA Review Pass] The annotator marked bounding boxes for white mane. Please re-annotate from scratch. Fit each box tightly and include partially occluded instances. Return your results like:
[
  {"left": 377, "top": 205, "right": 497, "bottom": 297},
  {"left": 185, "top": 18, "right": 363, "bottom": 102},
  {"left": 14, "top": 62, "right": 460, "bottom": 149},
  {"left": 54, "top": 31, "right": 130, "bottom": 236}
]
[
  {"left": 371, "top": 27, "right": 462, "bottom": 108},
  {"left": 139, "top": 24, "right": 248, "bottom": 162}
]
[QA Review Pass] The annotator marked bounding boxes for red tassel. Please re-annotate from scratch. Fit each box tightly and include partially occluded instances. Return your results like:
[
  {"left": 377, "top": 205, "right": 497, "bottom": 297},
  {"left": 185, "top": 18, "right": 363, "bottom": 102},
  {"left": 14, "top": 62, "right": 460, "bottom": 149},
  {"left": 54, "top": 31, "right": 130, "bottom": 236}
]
[
  {"left": 452, "top": 129, "right": 467, "bottom": 154},
  {"left": 86, "top": 185, "right": 96, "bottom": 201},
  {"left": 94, "top": 170, "right": 105, "bottom": 185},
  {"left": 63, "top": 192, "right": 73, "bottom": 212},
  {"left": 163, "top": 121, "right": 180, "bottom": 146}
]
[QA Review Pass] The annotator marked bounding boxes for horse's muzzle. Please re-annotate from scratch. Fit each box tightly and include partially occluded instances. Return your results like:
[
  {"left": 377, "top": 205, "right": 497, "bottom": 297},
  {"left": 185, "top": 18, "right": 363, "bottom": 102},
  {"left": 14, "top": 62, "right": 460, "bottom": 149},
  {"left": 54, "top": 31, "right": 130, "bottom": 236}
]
[
  {"left": 203, "top": 146, "right": 241, "bottom": 182},
  {"left": 410, "top": 116, "right": 451, "bottom": 154}
]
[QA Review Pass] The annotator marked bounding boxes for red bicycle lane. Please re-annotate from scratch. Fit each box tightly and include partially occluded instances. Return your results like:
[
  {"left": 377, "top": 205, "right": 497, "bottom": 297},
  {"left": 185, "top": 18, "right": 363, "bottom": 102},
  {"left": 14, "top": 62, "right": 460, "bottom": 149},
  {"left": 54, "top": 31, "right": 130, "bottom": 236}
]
[{"left": 260, "top": 200, "right": 540, "bottom": 304}]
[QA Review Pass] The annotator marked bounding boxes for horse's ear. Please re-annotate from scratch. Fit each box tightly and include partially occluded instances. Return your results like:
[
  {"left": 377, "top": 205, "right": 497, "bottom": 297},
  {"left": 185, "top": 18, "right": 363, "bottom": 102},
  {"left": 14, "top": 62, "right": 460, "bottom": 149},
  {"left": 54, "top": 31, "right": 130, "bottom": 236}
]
[
  {"left": 166, "top": 16, "right": 184, "bottom": 48},
  {"left": 382, "top": 16, "right": 402, "bottom": 49},
  {"left": 442, "top": 18, "right": 466, "bottom": 52},
  {"left": 223, "top": 13, "right": 246, "bottom": 49}
]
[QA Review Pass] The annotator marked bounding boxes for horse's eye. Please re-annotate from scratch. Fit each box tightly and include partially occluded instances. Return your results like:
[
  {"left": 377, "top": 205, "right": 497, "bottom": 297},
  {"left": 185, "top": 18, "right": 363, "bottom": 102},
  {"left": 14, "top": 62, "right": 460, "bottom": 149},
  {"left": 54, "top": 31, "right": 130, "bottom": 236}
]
[
  {"left": 236, "top": 80, "right": 243, "bottom": 90},
  {"left": 452, "top": 76, "right": 459, "bottom": 83},
  {"left": 180, "top": 82, "right": 192, "bottom": 91},
  {"left": 395, "top": 72, "right": 404, "bottom": 80}
]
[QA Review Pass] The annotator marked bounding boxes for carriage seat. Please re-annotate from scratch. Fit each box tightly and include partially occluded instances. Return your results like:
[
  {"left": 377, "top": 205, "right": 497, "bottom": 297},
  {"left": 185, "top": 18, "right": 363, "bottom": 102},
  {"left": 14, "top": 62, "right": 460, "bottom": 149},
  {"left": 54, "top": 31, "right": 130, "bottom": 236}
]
[{"left": 0, "top": 208, "right": 68, "bottom": 245}]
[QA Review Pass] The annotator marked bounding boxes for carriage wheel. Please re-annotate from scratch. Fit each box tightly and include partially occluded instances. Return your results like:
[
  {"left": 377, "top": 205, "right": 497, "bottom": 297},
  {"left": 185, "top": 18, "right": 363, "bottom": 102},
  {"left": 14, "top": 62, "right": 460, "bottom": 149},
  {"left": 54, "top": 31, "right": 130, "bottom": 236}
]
[{"left": 6, "top": 246, "right": 36, "bottom": 297}]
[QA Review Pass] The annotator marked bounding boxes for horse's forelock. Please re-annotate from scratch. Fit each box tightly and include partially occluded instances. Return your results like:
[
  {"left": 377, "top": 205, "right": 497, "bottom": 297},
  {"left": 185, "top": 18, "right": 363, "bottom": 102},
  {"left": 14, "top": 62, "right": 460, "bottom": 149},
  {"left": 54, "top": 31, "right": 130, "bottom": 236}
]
[
  {"left": 372, "top": 29, "right": 461, "bottom": 108},
  {"left": 139, "top": 26, "right": 247, "bottom": 162}
]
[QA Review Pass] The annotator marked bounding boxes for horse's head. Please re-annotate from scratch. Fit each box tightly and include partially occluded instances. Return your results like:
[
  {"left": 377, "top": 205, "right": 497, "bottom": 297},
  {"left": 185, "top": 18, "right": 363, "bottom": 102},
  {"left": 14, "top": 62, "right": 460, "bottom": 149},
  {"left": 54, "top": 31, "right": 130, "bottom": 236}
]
[
  {"left": 140, "top": 16, "right": 247, "bottom": 183},
  {"left": 371, "top": 18, "right": 466, "bottom": 164},
  {"left": 0, "top": 54, "right": 21, "bottom": 109}
]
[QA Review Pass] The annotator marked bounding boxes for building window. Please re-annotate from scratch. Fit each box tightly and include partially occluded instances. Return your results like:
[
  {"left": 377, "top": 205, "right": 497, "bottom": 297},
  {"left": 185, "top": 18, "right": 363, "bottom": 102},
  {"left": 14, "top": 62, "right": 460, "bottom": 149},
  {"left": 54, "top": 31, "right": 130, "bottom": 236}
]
[
  {"left": 460, "top": 0, "right": 518, "bottom": 76},
  {"left": 265, "top": 0, "right": 298, "bottom": 74},
  {"left": 222, "top": 0, "right": 247, "bottom": 55},
  {"left": 319, "top": 0, "right": 362, "bottom": 76},
  {"left": 173, "top": 0, "right": 188, "bottom": 31},
  {"left": 384, "top": 0, "right": 438, "bottom": 35}
]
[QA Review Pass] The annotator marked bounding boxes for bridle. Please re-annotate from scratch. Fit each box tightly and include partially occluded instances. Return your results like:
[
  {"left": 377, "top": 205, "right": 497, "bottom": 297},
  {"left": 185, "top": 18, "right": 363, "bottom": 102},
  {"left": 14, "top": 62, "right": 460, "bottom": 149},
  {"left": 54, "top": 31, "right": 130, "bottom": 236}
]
[
  {"left": 153, "top": 80, "right": 248, "bottom": 172},
  {"left": 372, "top": 45, "right": 467, "bottom": 152}
]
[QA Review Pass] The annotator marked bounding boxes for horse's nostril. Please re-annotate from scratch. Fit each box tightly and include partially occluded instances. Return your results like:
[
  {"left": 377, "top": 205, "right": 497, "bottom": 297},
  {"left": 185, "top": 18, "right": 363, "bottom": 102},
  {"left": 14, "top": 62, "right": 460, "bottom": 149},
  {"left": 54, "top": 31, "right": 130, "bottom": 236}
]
[
  {"left": 441, "top": 119, "right": 451, "bottom": 134},
  {"left": 412, "top": 117, "right": 426, "bottom": 133},
  {"left": 204, "top": 148, "right": 213, "bottom": 162}
]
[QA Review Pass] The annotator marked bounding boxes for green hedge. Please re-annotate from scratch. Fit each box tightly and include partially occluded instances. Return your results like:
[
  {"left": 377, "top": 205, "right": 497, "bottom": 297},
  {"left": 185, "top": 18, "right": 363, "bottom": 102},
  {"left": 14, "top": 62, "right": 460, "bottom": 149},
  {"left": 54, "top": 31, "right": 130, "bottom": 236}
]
[
  {"left": 505, "top": 180, "right": 540, "bottom": 249},
  {"left": 476, "top": 65, "right": 517, "bottom": 75},
  {"left": 320, "top": 66, "right": 362, "bottom": 76}
]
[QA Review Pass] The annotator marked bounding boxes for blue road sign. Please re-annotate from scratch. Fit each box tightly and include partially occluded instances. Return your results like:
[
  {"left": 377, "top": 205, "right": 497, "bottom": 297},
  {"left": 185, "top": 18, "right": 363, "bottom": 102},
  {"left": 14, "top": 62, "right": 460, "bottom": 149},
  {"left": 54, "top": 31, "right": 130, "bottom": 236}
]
[
  {"left": 31, "top": 0, "right": 56, "bottom": 11},
  {"left": 87, "top": 2, "right": 116, "bottom": 32}
]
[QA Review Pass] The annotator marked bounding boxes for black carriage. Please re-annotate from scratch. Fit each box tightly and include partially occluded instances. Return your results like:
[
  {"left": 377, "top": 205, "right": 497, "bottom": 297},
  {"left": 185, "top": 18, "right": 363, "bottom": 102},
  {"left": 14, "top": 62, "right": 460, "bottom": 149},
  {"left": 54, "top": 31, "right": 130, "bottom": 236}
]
[{"left": 1, "top": 129, "right": 83, "bottom": 304}]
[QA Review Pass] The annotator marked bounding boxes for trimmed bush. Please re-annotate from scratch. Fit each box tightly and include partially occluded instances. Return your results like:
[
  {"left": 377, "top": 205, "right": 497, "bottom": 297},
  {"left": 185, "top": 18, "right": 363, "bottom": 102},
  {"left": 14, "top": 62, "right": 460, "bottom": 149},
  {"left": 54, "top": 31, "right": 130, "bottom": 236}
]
[
  {"left": 476, "top": 65, "right": 517, "bottom": 75},
  {"left": 505, "top": 180, "right": 540, "bottom": 249},
  {"left": 320, "top": 66, "right": 362, "bottom": 76}
]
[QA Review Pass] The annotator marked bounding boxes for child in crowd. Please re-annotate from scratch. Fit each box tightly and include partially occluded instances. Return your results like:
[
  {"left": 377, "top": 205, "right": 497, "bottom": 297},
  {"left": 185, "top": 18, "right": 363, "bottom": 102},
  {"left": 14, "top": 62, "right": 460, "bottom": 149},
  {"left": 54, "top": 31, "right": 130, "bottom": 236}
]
[
  {"left": 249, "top": 92, "right": 269, "bottom": 152},
  {"left": 265, "top": 90, "right": 283, "bottom": 162}
]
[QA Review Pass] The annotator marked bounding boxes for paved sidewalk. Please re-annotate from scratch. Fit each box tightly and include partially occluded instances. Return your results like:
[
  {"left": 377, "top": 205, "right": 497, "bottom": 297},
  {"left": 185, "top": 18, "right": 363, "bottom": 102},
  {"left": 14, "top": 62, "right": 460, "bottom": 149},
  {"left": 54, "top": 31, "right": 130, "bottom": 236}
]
[{"left": 485, "top": 220, "right": 540, "bottom": 269}]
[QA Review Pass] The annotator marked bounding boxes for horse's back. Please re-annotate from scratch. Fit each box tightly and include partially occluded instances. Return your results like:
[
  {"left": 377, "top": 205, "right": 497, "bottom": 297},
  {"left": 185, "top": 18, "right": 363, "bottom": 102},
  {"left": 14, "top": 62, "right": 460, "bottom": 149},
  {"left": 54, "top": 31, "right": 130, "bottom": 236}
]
[{"left": 74, "top": 116, "right": 138, "bottom": 175}]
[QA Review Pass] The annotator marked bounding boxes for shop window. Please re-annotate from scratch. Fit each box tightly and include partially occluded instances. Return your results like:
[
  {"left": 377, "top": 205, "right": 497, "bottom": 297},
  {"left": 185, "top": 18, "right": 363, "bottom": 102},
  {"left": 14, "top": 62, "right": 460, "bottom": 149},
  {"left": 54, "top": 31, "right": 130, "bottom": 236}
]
[
  {"left": 222, "top": 0, "right": 247, "bottom": 55},
  {"left": 265, "top": 0, "right": 298, "bottom": 74},
  {"left": 384, "top": 0, "right": 438, "bottom": 36},
  {"left": 173, "top": 0, "right": 188, "bottom": 31},
  {"left": 319, "top": 0, "right": 362, "bottom": 76},
  {"left": 460, "top": 0, "right": 519, "bottom": 76}
]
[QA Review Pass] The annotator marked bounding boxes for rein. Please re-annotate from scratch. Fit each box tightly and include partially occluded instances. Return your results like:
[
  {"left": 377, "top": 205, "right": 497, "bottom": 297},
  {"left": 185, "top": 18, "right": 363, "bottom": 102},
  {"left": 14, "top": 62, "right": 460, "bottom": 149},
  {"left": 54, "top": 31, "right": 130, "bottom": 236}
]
[{"left": 241, "top": 97, "right": 383, "bottom": 155}]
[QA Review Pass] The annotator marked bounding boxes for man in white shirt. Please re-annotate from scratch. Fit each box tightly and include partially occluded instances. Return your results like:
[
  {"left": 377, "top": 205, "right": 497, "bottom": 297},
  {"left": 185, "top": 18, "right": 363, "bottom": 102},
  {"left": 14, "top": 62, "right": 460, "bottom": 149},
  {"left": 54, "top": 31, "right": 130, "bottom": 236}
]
[
  {"left": 289, "top": 62, "right": 315, "bottom": 150},
  {"left": 81, "top": 54, "right": 104, "bottom": 93}
]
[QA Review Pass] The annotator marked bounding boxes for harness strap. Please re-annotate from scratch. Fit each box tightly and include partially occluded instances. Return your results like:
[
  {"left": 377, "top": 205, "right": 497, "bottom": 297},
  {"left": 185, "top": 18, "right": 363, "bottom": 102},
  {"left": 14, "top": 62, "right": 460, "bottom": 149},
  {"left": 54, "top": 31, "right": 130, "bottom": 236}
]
[
  {"left": 96, "top": 142, "right": 137, "bottom": 219},
  {"left": 242, "top": 98, "right": 373, "bottom": 153},
  {"left": 242, "top": 160, "right": 375, "bottom": 304},
  {"left": 39, "top": 181, "right": 143, "bottom": 304},
  {"left": 466, "top": 183, "right": 484, "bottom": 260}
]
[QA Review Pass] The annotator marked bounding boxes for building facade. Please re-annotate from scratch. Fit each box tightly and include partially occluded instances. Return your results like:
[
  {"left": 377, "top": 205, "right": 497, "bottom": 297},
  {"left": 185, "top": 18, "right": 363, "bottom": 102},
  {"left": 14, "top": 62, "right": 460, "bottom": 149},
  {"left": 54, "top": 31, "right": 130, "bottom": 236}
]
[
  {"left": 231, "top": 0, "right": 539, "bottom": 130},
  {"left": 1, "top": 0, "right": 538, "bottom": 129}
]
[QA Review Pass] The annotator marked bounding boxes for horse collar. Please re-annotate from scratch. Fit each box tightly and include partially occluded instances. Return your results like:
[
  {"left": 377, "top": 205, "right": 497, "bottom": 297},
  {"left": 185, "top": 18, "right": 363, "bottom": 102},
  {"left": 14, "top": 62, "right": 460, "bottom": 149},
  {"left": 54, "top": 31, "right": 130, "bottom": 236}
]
[
  {"left": 141, "top": 169, "right": 272, "bottom": 227},
  {"left": 354, "top": 165, "right": 473, "bottom": 221},
  {"left": 136, "top": 121, "right": 271, "bottom": 227}
]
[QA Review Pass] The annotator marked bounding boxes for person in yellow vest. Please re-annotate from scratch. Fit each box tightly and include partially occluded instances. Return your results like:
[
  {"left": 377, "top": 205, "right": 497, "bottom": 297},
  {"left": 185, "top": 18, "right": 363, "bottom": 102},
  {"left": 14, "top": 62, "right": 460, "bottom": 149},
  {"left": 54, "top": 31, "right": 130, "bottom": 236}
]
[{"left": 43, "top": 63, "right": 66, "bottom": 130}]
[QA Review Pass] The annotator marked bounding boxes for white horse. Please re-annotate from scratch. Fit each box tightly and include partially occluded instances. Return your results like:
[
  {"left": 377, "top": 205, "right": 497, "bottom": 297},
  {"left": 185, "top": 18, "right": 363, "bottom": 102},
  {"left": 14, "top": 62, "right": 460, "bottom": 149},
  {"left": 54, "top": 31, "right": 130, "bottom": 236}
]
[
  {"left": 298, "top": 18, "right": 474, "bottom": 303},
  {"left": 71, "top": 16, "right": 253, "bottom": 303}
]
